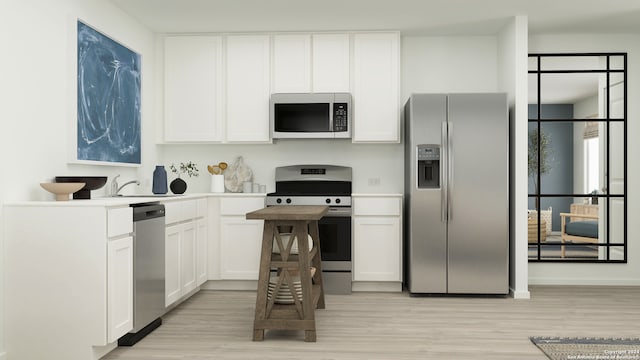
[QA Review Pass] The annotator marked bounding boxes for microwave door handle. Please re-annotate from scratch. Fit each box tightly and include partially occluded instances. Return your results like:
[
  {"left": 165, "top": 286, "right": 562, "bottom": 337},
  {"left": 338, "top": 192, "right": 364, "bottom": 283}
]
[{"left": 329, "top": 103, "right": 334, "bottom": 131}]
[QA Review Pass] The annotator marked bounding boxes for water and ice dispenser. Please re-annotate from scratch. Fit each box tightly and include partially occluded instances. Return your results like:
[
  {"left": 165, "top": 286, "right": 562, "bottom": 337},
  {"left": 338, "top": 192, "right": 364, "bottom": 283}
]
[{"left": 417, "top": 145, "right": 440, "bottom": 189}]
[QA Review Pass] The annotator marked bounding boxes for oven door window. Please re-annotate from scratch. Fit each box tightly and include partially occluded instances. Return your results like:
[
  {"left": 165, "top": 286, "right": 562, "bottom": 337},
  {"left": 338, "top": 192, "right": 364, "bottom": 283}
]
[
  {"left": 274, "top": 103, "right": 330, "bottom": 132},
  {"left": 317, "top": 216, "right": 351, "bottom": 261}
]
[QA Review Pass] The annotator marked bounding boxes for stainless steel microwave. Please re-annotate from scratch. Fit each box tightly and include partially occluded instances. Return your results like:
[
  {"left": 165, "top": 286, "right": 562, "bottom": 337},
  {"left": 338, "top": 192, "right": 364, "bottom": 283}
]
[{"left": 270, "top": 93, "right": 351, "bottom": 139}]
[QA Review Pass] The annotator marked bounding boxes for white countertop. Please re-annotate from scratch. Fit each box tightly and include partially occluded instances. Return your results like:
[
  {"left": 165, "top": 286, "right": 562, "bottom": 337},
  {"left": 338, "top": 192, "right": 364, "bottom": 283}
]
[{"left": 4, "top": 192, "right": 267, "bottom": 207}]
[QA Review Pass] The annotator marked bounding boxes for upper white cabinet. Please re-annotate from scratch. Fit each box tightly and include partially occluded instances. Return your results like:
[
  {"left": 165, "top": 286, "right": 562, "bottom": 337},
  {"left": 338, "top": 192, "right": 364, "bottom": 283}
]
[
  {"left": 162, "top": 32, "right": 399, "bottom": 143},
  {"left": 312, "top": 34, "right": 350, "bottom": 93},
  {"left": 273, "top": 34, "right": 312, "bottom": 93},
  {"left": 225, "top": 35, "right": 271, "bottom": 143},
  {"left": 272, "top": 33, "right": 350, "bottom": 93},
  {"left": 352, "top": 33, "right": 400, "bottom": 143},
  {"left": 164, "top": 36, "right": 223, "bottom": 142}
]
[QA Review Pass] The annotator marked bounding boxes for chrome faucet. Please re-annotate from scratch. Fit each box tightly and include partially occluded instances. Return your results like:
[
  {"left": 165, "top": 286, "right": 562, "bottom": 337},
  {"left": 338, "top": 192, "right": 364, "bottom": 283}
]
[{"left": 110, "top": 175, "right": 140, "bottom": 196}]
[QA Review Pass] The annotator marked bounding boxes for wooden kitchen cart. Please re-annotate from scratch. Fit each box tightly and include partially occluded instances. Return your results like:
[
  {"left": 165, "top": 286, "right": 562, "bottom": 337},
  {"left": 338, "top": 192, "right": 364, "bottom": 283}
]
[{"left": 246, "top": 205, "right": 328, "bottom": 342}]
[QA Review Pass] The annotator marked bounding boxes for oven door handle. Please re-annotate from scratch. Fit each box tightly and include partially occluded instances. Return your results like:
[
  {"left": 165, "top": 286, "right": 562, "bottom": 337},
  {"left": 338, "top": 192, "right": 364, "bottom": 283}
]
[{"left": 323, "top": 207, "right": 352, "bottom": 217}]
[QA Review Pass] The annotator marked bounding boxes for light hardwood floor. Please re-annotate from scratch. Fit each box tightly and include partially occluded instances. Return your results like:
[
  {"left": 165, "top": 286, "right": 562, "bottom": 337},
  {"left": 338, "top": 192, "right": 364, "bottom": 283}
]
[{"left": 103, "top": 286, "right": 640, "bottom": 359}]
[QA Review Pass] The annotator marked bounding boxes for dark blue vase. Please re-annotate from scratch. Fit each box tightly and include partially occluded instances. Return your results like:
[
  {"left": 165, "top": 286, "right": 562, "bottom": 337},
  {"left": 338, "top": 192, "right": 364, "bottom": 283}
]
[{"left": 152, "top": 165, "right": 168, "bottom": 194}]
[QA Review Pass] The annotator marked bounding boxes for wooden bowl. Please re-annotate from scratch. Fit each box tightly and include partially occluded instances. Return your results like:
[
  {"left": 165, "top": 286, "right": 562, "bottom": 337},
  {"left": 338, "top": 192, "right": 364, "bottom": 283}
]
[{"left": 40, "top": 182, "right": 86, "bottom": 201}]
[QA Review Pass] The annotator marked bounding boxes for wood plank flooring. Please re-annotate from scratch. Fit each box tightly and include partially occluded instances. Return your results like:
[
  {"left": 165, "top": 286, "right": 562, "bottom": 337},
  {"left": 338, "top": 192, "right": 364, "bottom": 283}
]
[{"left": 103, "top": 286, "right": 640, "bottom": 359}]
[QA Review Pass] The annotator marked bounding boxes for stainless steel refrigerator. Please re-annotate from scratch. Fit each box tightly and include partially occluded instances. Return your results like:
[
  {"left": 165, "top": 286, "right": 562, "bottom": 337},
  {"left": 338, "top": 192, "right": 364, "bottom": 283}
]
[{"left": 404, "top": 93, "right": 509, "bottom": 295}]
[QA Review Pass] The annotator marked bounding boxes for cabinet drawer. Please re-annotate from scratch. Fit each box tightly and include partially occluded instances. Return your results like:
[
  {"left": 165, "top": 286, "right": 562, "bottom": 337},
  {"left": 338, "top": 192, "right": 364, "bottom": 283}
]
[
  {"left": 164, "top": 199, "right": 197, "bottom": 224},
  {"left": 353, "top": 197, "right": 401, "bottom": 216},
  {"left": 107, "top": 207, "right": 133, "bottom": 238},
  {"left": 220, "top": 197, "right": 265, "bottom": 215}
]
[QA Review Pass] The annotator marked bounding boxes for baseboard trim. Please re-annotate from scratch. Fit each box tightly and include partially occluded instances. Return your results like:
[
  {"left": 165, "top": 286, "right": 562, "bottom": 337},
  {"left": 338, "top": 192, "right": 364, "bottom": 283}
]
[
  {"left": 510, "top": 288, "right": 531, "bottom": 299},
  {"left": 352, "top": 281, "right": 402, "bottom": 292},
  {"left": 202, "top": 280, "right": 257, "bottom": 291},
  {"left": 529, "top": 277, "right": 640, "bottom": 286}
]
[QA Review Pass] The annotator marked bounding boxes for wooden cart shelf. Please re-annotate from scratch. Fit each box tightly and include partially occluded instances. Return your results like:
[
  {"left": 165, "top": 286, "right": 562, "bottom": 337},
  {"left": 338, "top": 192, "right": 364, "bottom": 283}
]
[{"left": 246, "top": 205, "right": 328, "bottom": 342}]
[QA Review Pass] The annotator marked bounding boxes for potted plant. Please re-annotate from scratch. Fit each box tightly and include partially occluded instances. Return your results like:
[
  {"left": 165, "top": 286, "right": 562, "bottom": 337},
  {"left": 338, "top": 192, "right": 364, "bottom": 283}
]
[
  {"left": 528, "top": 128, "right": 554, "bottom": 236},
  {"left": 169, "top": 161, "right": 199, "bottom": 194}
]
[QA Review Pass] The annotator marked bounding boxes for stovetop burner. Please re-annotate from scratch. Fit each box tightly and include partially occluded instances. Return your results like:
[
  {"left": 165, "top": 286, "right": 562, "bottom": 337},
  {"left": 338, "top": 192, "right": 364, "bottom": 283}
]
[{"left": 267, "top": 165, "right": 352, "bottom": 207}]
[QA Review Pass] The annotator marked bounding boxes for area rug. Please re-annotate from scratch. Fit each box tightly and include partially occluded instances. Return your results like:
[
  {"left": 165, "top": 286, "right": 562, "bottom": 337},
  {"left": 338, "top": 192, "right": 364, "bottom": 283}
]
[{"left": 530, "top": 337, "right": 640, "bottom": 360}]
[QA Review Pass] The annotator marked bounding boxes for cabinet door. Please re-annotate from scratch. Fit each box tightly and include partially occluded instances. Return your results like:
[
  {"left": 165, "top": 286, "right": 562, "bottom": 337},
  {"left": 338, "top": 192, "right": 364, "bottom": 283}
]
[
  {"left": 165, "top": 224, "right": 182, "bottom": 307},
  {"left": 107, "top": 236, "right": 133, "bottom": 343},
  {"left": 353, "top": 216, "right": 401, "bottom": 281},
  {"left": 312, "top": 34, "right": 350, "bottom": 93},
  {"left": 226, "top": 35, "right": 271, "bottom": 142},
  {"left": 181, "top": 221, "right": 197, "bottom": 295},
  {"left": 164, "top": 36, "right": 223, "bottom": 142},
  {"left": 352, "top": 33, "right": 400, "bottom": 143},
  {"left": 196, "top": 218, "right": 208, "bottom": 286},
  {"left": 219, "top": 216, "right": 264, "bottom": 280},
  {"left": 273, "top": 34, "right": 311, "bottom": 93}
]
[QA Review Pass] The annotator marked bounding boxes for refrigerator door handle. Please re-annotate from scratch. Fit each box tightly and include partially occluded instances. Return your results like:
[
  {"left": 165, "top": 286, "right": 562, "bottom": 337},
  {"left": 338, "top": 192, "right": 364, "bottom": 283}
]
[
  {"left": 448, "top": 122, "right": 453, "bottom": 222},
  {"left": 441, "top": 122, "right": 448, "bottom": 223}
]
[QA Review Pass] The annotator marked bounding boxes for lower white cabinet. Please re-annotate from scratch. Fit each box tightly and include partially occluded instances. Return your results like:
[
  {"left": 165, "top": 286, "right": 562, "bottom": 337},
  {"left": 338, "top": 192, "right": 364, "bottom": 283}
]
[
  {"left": 208, "top": 195, "right": 265, "bottom": 281},
  {"left": 3, "top": 205, "right": 134, "bottom": 359},
  {"left": 164, "top": 199, "right": 206, "bottom": 307},
  {"left": 219, "top": 216, "right": 264, "bottom": 279},
  {"left": 196, "top": 217, "right": 208, "bottom": 286},
  {"left": 107, "top": 236, "right": 134, "bottom": 343},
  {"left": 352, "top": 195, "right": 403, "bottom": 282}
]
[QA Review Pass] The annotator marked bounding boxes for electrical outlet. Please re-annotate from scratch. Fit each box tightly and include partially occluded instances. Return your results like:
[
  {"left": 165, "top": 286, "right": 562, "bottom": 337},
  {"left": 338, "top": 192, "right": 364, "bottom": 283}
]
[{"left": 368, "top": 177, "right": 381, "bottom": 186}]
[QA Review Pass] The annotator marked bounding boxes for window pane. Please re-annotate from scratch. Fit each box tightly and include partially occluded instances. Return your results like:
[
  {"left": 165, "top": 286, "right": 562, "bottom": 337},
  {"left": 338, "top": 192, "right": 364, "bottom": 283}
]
[
  {"left": 605, "top": 73, "right": 625, "bottom": 119},
  {"left": 540, "top": 56, "right": 607, "bottom": 71},
  {"left": 539, "top": 73, "right": 601, "bottom": 115},
  {"left": 604, "top": 122, "right": 625, "bottom": 195},
  {"left": 538, "top": 122, "right": 574, "bottom": 195},
  {"left": 528, "top": 56, "right": 539, "bottom": 71},
  {"left": 610, "top": 55, "right": 625, "bottom": 70},
  {"left": 528, "top": 73, "right": 539, "bottom": 107}
]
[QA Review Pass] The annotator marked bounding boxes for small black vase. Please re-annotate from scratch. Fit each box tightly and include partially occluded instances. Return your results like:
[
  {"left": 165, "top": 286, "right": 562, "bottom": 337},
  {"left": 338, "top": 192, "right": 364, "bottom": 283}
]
[{"left": 170, "top": 178, "right": 187, "bottom": 194}]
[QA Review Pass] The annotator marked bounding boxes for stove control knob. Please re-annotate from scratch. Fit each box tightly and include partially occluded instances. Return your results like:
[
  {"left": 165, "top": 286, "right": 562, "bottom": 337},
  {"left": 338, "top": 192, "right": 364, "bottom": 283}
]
[
  {"left": 335, "top": 198, "right": 341, "bottom": 204},
  {"left": 325, "top": 198, "right": 331, "bottom": 204},
  {"left": 286, "top": 198, "right": 292, "bottom": 204},
  {"left": 276, "top": 198, "right": 282, "bottom": 204}
]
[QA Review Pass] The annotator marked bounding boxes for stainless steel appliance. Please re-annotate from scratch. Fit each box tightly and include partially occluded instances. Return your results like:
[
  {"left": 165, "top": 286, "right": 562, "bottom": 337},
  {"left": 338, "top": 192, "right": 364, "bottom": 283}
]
[
  {"left": 119, "top": 203, "right": 166, "bottom": 346},
  {"left": 404, "top": 93, "right": 509, "bottom": 295},
  {"left": 266, "top": 165, "right": 352, "bottom": 294},
  {"left": 270, "top": 93, "right": 351, "bottom": 139}
]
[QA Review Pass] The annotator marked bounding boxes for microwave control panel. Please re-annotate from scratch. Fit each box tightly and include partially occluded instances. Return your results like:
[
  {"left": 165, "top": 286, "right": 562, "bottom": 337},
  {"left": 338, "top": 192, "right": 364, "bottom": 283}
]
[{"left": 333, "top": 103, "right": 348, "bottom": 131}]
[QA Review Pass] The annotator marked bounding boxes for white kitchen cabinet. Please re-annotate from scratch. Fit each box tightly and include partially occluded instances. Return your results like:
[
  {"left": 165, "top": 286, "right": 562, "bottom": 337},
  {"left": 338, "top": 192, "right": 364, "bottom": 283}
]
[
  {"left": 3, "top": 204, "right": 133, "bottom": 359},
  {"left": 312, "top": 33, "right": 350, "bottom": 92},
  {"left": 165, "top": 223, "right": 182, "bottom": 307},
  {"left": 352, "top": 32, "right": 400, "bottom": 143},
  {"left": 208, "top": 196, "right": 265, "bottom": 281},
  {"left": 164, "top": 36, "right": 224, "bottom": 142},
  {"left": 273, "top": 34, "right": 311, "bottom": 93},
  {"left": 164, "top": 199, "right": 202, "bottom": 307},
  {"left": 225, "top": 35, "right": 271, "bottom": 142},
  {"left": 196, "top": 217, "right": 208, "bottom": 286},
  {"left": 352, "top": 195, "right": 402, "bottom": 283},
  {"left": 272, "top": 33, "right": 350, "bottom": 93},
  {"left": 107, "top": 235, "right": 134, "bottom": 343},
  {"left": 181, "top": 221, "right": 197, "bottom": 295}
]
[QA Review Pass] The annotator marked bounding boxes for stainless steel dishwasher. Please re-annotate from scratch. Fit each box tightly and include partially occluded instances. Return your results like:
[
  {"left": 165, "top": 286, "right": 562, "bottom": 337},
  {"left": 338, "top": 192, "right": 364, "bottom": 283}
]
[{"left": 119, "top": 202, "right": 166, "bottom": 346}]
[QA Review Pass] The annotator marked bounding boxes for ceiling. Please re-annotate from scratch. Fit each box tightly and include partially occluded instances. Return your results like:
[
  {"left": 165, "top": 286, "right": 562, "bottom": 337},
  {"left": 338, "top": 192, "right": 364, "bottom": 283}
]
[{"left": 110, "top": 0, "right": 640, "bottom": 35}]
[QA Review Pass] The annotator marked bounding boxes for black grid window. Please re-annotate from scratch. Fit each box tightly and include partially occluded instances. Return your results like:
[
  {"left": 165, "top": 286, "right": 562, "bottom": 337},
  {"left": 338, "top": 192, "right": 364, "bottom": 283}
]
[{"left": 528, "top": 53, "right": 627, "bottom": 262}]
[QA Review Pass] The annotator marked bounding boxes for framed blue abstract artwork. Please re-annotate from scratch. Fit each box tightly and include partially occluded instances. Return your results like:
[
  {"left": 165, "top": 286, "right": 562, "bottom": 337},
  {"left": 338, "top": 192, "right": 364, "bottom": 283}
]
[{"left": 76, "top": 20, "right": 141, "bottom": 165}]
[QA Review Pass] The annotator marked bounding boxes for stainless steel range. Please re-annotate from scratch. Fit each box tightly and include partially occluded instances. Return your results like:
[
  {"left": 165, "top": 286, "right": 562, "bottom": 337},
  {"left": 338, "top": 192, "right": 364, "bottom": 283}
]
[{"left": 266, "top": 165, "right": 352, "bottom": 294}]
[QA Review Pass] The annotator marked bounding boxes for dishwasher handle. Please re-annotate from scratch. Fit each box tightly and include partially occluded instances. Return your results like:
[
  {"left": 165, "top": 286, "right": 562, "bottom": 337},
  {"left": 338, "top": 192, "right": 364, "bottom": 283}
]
[{"left": 132, "top": 203, "right": 165, "bottom": 222}]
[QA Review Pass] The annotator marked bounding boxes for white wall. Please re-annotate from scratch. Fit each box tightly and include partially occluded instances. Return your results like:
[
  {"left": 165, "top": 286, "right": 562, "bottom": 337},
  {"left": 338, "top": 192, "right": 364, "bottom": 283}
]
[
  {"left": 528, "top": 34, "right": 640, "bottom": 285},
  {"left": 0, "top": 0, "right": 156, "bottom": 356},
  {"left": 498, "top": 16, "right": 530, "bottom": 299}
]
